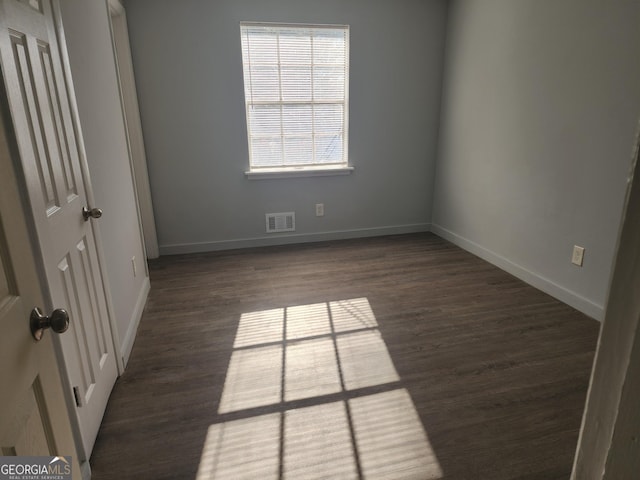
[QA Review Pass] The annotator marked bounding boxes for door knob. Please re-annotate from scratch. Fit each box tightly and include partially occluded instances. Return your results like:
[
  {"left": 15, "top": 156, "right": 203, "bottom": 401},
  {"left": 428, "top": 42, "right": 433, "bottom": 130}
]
[
  {"left": 82, "top": 206, "right": 103, "bottom": 221},
  {"left": 30, "top": 307, "right": 70, "bottom": 341}
]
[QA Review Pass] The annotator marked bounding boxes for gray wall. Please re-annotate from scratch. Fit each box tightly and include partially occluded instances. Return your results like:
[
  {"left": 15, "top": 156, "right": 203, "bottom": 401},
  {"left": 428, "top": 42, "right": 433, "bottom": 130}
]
[
  {"left": 125, "top": 0, "right": 448, "bottom": 254},
  {"left": 60, "top": 0, "right": 149, "bottom": 363},
  {"left": 432, "top": 0, "right": 640, "bottom": 319}
]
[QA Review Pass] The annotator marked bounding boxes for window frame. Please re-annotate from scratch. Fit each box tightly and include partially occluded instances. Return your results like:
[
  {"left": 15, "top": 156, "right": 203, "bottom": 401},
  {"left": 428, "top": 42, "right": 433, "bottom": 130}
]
[{"left": 240, "top": 22, "right": 352, "bottom": 178}]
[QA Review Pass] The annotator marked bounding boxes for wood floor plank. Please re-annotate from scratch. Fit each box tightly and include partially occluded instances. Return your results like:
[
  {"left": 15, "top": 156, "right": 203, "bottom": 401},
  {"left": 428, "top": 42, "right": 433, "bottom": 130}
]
[{"left": 90, "top": 233, "right": 599, "bottom": 479}]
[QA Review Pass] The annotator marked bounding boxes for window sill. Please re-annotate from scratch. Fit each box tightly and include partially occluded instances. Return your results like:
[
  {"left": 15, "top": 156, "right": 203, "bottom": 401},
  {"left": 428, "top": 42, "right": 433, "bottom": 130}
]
[{"left": 245, "top": 165, "right": 354, "bottom": 180}]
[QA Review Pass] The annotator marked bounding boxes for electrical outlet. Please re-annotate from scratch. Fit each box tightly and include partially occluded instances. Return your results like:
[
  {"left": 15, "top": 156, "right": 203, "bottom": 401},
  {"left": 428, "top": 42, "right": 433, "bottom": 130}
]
[
  {"left": 315, "top": 203, "right": 324, "bottom": 217},
  {"left": 571, "top": 246, "right": 585, "bottom": 267},
  {"left": 131, "top": 256, "right": 137, "bottom": 276}
]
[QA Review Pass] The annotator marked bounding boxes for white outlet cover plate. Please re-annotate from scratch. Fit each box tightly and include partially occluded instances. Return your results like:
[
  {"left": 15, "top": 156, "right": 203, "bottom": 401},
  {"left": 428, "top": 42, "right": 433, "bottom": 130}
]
[{"left": 572, "top": 246, "right": 585, "bottom": 266}]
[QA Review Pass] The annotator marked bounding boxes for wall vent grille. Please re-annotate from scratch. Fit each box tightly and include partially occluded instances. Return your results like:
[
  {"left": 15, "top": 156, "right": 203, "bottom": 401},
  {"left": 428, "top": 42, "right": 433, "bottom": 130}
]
[{"left": 266, "top": 212, "right": 295, "bottom": 233}]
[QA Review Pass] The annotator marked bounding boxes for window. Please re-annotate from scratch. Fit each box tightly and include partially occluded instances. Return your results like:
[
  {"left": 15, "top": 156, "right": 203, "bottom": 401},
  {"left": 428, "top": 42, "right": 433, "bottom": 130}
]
[{"left": 240, "top": 23, "right": 350, "bottom": 176}]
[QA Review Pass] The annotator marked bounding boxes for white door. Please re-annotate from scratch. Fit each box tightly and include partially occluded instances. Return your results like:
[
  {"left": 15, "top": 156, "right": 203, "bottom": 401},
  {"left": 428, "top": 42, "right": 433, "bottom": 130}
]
[
  {"left": 0, "top": 0, "right": 118, "bottom": 458},
  {"left": 0, "top": 76, "right": 79, "bottom": 472}
]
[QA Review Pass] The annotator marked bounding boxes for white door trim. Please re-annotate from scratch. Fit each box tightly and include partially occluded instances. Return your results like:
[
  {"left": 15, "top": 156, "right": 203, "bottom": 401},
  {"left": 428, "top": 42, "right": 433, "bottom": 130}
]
[
  {"left": 571, "top": 120, "right": 640, "bottom": 478},
  {"left": 106, "top": 0, "right": 160, "bottom": 261}
]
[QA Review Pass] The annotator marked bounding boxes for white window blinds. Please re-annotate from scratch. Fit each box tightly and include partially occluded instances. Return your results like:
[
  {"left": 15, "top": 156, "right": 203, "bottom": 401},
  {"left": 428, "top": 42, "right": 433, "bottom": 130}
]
[{"left": 240, "top": 23, "right": 349, "bottom": 170}]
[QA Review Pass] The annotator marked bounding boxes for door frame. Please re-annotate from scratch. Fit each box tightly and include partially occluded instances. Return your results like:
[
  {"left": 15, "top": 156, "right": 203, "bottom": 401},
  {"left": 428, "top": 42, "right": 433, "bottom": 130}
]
[
  {"left": 571, "top": 120, "right": 640, "bottom": 478},
  {"left": 105, "top": 0, "right": 159, "bottom": 261}
]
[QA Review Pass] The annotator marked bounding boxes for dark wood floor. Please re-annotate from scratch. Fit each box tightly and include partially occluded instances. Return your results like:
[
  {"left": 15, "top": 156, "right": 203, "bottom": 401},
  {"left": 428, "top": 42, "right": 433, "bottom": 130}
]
[{"left": 90, "top": 233, "right": 600, "bottom": 479}]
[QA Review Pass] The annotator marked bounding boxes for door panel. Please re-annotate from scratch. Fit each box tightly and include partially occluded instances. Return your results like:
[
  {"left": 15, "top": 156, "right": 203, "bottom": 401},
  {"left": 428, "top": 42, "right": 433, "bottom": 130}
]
[
  {"left": 16, "top": 0, "right": 42, "bottom": 13},
  {"left": 2, "top": 378, "right": 54, "bottom": 457},
  {"left": 59, "top": 239, "right": 111, "bottom": 407},
  {"left": 0, "top": 0, "right": 118, "bottom": 458},
  {"left": 0, "top": 107, "right": 78, "bottom": 470},
  {"left": 11, "top": 32, "right": 60, "bottom": 214}
]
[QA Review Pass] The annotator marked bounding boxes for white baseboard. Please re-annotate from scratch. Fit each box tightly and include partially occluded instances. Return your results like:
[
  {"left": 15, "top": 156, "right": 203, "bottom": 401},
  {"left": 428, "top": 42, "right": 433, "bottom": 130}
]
[
  {"left": 158, "top": 221, "right": 602, "bottom": 318},
  {"left": 120, "top": 276, "right": 150, "bottom": 366},
  {"left": 159, "top": 223, "right": 431, "bottom": 255},
  {"left": 430, "top": 224, "right": 604, "bottom": 321}
]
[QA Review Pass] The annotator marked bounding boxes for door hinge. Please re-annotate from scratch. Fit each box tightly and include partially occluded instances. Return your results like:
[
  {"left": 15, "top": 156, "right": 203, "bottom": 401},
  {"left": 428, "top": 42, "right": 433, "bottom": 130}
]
[{"left": 73, "top": 386, "right": 82, "bottom": 407}]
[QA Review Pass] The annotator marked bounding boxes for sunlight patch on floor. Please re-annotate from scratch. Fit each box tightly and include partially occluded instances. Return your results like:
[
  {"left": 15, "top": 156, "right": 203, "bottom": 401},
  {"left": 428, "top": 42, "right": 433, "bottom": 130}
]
[
  {"left": 351, "top": 390, "right": 443, "bottom": 479},
  {"left": 283, "top": 401, "right": 357, "bottom": 478},
  {"left": 286, "top": 302, "right": 331, "bottom": 340},
  {"left": 217, "top": 344, "right": 281, "bottom": 413},
  {"left": 331, "top": 298, "right": 378, "bottom": 332},
  {"left": 285, "top": 337, "right": 341, "bottom": 401},
  {"left": 233, "top": 308, "right": 284, "bottom": 348},
  {"left": 197, "top": 413, "right": 280, "bottom": 479},
  {"left": 337, "top": 330, "right": 400, "bottom": 390},
  {"left": 200, "top": 298, "right": 443, "bottom": 479}
]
